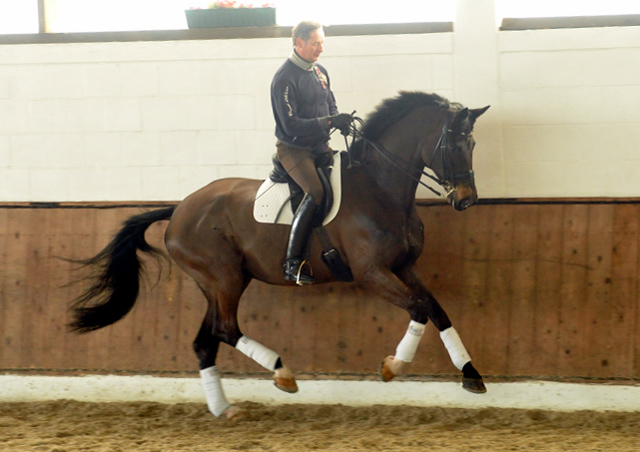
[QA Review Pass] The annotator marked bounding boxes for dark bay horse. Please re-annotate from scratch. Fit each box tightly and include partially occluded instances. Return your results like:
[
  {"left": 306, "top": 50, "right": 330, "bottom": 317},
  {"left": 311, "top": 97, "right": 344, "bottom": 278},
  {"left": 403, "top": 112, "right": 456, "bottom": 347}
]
[{"left": 69, "top": 92, "right": 490, "bottom": 420}]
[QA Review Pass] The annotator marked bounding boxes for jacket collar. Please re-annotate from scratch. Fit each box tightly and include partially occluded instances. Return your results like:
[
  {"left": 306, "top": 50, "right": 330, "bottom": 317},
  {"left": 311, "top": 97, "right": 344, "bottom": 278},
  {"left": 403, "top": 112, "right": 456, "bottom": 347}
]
[{"left": 289, "top": 50, "right": 314, "bottom": 71}]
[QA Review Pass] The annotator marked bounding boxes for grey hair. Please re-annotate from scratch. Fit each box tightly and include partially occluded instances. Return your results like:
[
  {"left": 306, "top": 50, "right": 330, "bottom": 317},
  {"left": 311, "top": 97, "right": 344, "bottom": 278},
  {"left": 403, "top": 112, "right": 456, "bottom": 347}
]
[{"left": 292, "top": 21, "right": 323, "bottom": 46}]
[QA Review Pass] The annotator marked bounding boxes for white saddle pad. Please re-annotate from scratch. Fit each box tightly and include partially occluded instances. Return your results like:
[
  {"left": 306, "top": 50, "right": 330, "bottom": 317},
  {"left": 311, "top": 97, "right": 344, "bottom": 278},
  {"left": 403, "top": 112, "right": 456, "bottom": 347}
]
[{"left": 253, "top": 152, "right": 342, "bottom": 225}]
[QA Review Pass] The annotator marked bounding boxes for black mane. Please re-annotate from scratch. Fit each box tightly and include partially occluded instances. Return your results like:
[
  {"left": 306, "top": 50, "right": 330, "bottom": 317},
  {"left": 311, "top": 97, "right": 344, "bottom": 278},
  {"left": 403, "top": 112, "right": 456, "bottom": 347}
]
[{"left": 360, "top": 91, "right": 452, "bottom": 141}]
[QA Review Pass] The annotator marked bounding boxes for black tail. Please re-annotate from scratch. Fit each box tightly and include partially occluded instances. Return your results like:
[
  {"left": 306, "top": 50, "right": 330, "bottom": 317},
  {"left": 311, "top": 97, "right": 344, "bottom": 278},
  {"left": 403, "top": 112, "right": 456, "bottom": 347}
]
[{"left": 68, "top": 206, "right": 176, "bottom": 333}]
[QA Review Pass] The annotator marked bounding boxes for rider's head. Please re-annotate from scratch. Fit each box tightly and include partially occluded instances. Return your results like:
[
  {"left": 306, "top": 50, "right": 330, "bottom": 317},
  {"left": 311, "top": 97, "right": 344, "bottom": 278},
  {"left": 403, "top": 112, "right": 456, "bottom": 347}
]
[{"left": 292, "top": 21, "right": 325, "bottom": 63}]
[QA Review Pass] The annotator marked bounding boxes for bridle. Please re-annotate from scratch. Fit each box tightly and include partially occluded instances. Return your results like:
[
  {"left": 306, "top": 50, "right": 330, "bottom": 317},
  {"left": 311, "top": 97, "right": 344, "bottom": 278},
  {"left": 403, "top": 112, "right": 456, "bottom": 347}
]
[
  {"left": 339, "top": 114, "right": 473, "bottom": 198},
  {"left": 428, "top": 118, "right": 475, "bottom": 196}
]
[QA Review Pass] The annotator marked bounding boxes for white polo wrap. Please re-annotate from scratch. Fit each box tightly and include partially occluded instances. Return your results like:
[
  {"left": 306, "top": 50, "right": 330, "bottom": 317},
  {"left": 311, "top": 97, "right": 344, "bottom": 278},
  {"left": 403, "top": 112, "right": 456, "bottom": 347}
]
[
  {"left": 235, "top": 336, "right": 280, "bottom": 371},
  {"left": 395, "top": 320, "right": 426, "bottom": 363},
  {"left": 440, "top": 326, "right": 471, "bottom": 370},
  {"left": 199, "top": 366, "right": 231, "bottom": 417}
]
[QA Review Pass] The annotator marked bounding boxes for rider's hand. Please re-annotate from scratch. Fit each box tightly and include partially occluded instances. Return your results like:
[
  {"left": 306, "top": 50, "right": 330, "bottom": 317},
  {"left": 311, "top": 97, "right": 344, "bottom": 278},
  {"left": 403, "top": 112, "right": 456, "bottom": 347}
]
[{"left": 330, "top": 113, "right": 354, "bottom": 136}]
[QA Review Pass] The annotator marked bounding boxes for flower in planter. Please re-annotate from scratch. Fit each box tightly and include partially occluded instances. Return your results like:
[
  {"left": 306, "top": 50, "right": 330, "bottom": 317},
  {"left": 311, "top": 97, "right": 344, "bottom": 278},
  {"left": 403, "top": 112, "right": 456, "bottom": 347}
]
[
  {"left": 188, "top": 1, "right": 274, "bottom": 8},
  {"left": 210, "top": 1, "right": 238, "bottom": 8},
  {"left": 207, "top": 1, "right": 274, "bottom": 8}
]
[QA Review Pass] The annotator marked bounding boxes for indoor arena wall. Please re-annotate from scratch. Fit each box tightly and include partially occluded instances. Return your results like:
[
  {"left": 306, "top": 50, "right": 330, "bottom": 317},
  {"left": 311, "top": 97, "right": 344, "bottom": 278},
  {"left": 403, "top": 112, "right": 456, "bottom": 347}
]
[{"left": 1, "top": 201, "right": 638, "bottom": 380}]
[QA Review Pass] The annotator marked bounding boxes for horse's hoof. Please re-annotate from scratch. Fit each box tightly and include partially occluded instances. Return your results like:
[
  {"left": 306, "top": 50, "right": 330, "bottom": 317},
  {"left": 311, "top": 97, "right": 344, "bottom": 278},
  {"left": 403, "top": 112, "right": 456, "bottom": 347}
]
[
  {"left": 380, "top": 355, "right": 407, "bottom": 382},
  {"left": 462, "top": 377, "right": 487, "bottom": 394},
  {"left": 222, "top": 405, "right": 247, "bottom": 421},
  {"left": 274, "top": 378, "right": 298, "bottom": 393},
  {"left": 274, "top": 366, "right": 298, "bottom": 393},
  {"left": 380, "top": 356, "right": 396, "bottom": 382}
]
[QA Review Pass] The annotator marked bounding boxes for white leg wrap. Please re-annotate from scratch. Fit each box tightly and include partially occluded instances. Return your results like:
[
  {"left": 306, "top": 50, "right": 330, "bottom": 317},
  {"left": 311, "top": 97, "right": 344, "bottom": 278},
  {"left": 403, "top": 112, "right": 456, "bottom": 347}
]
[
  {"left": 440, "top": 326, "right": 471, "bottom": 370},
  {"left": 235, "top": 335, "right": 280, "bottom": 371},
  {"left": 200, "top": 366, "right": 231, "bottom": 417},
  {"left": 395, "top": 320, "right": 426, "bottom": 363}
]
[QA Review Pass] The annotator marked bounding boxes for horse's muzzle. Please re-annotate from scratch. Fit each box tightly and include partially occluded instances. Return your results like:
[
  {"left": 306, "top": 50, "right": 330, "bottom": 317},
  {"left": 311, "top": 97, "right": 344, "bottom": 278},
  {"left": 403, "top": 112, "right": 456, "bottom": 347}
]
[
  {"left": 448, "top": 186, "right": 478, "bottom": 211},
  {"left": 455, "top": 197, "right": 476, "bottom": 211}
]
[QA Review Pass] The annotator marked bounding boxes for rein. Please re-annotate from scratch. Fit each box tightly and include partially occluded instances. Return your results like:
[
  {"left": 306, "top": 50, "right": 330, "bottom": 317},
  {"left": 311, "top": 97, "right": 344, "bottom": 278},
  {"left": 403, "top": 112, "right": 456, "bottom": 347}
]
[
  {"left": 365, "top": 140, "right": 445, "bottom": 197},
  {"left": 339, "top": 116, "right": 467, "bottom": 198}
]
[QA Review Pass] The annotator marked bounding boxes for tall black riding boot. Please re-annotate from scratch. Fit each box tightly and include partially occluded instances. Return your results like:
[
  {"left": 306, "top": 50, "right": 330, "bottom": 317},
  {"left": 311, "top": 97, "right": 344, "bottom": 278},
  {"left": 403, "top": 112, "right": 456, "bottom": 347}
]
[{"left": 284, "top": 193, "right": 317, "bottom": 285}]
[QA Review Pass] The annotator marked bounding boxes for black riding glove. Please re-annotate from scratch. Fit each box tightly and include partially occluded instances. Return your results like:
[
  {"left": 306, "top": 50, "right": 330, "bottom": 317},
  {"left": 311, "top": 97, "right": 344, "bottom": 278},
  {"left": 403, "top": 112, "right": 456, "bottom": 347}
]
[{"left": 330, "top": 113, "right": 353, "bottom": 136}]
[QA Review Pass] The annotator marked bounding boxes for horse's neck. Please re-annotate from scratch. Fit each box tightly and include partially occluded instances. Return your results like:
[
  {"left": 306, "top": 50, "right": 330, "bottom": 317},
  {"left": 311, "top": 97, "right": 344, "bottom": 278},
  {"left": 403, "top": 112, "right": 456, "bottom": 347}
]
[
  {"left": 367, "top": 140, "right": 423, "bottom": 210},
  {"left": 364, "top": 111, "right": 442, "bottom": 211}
]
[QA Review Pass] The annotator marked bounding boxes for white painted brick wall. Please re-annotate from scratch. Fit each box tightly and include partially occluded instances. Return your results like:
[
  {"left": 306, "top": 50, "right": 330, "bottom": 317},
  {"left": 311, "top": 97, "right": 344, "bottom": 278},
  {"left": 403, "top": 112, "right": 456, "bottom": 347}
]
[
  {"left": 1, "top": 1, "right": 640, "bottom": 202},
  {"left": 499, "top": 25, "right": 640, "bottom": 198},
  {"left": 0, "top": 32, "right": 451, "bottom": 202},
  {"left": 0, "top": 135, "right": 9, "bottom": 167}
]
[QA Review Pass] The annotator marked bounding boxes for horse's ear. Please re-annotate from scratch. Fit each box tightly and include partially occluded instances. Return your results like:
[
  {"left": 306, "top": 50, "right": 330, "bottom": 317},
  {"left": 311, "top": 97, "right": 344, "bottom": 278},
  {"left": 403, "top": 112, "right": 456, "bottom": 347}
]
[
  {"left": 452, "top": 108, "right": 469, "bottom": 127},
  {"left": 467, "top": 106, "right": 490, "bottom": 128},
  {"left": 470, "top": 106, "right": 490, "bottom": 119}
]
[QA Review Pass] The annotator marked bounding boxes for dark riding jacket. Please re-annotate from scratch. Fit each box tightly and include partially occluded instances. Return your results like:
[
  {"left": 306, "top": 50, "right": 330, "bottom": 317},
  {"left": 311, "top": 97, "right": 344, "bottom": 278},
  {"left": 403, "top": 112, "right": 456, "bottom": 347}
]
[{"left": 271, "top": 50, "right": 338, "bottom": 153}]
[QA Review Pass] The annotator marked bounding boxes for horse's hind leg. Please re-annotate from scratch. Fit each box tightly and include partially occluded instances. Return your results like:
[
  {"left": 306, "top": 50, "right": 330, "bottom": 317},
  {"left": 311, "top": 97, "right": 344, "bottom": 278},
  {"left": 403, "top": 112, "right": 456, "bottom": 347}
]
[
  {"left": 193, "top": 288, "right": 242, "bottom": 420},
  {"left": 195, "top": 280, "right": 298, "bottom": 420}
]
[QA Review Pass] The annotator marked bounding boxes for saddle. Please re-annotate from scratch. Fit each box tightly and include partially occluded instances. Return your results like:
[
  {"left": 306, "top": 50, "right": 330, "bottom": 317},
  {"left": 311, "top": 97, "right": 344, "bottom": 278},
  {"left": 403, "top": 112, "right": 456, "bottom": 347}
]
[
  {"left": 254, "top": 151, "right": 343, "bottom": 226},
  {"left": 254, "top": 151, "right": 353, "bottom": 282}
]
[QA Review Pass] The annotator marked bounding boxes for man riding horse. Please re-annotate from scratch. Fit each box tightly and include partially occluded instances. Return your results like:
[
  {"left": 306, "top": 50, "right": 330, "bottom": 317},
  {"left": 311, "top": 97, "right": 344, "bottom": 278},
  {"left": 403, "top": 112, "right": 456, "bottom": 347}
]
[
  {"left": 271, "top": 20, "right": 353, "bottom": 285},
  {"left": 68, "top": 22, "right": 490, "bottom": 420}
]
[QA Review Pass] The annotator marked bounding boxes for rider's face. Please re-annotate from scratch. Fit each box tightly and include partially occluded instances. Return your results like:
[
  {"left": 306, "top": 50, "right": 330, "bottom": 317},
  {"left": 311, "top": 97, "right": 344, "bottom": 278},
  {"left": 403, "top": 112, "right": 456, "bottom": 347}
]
[{"left": 296, "top": 29, "right": 325, "bottom": 63}]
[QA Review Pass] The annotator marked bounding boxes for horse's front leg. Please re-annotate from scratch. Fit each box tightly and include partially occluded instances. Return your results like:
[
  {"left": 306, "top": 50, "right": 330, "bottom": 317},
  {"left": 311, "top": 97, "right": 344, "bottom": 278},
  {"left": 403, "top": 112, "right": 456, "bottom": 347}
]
[
  {"left": 400, "top": 269, "right": 485, "bottom": 393},
  {"left": 371, "top": 268, "right": 486, "bottom": 394}
]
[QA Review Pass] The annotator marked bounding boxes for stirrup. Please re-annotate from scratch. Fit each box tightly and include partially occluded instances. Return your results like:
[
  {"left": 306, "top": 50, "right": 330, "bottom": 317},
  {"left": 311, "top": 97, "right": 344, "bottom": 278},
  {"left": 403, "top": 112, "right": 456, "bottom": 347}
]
[{"left": 285, "top": 259, "right": 315, "bottom": 285}]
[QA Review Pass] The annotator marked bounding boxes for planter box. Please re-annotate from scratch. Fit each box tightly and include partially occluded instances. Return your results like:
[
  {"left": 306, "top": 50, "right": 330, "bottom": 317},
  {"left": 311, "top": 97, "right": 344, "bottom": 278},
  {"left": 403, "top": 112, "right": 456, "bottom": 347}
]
[{"left": 185, "top": 8, "right": 276, "bottom": 28}]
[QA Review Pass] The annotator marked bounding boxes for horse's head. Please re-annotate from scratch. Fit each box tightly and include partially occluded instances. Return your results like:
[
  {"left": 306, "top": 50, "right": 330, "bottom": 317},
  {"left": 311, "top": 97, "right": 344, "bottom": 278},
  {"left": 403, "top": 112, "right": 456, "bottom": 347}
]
[{"left": 424, "top": 105, "right": 490, "bottom": 211}]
